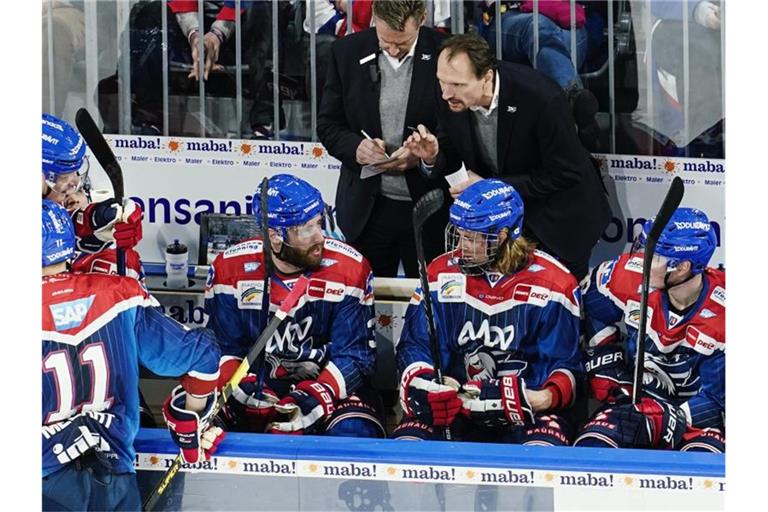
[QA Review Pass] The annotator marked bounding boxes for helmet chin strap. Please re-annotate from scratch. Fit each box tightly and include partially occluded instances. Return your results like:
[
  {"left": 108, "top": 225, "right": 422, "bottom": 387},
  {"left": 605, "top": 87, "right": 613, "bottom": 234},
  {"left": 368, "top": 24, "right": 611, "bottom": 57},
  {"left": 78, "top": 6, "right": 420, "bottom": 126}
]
[{"left": 662, "top": 268, "right": 697, "bottom": 291}]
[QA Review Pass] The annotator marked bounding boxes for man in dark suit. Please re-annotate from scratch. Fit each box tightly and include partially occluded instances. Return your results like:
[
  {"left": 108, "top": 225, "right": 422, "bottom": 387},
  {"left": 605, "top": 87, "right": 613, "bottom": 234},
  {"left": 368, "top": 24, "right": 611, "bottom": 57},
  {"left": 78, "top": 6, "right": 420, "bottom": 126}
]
[
  {"left": 406, "top": 34, "right": 611, "bottom": 281},
  {"left": 317, "top": 0, "right": 448, "bottom": 278}
]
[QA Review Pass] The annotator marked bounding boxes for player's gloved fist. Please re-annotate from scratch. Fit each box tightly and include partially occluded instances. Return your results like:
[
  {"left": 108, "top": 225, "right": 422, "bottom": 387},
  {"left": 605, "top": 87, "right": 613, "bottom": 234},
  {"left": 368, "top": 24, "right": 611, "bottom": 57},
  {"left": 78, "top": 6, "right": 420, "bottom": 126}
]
[
  {"left": 267, "top": 380, "right": 335, "bottom": 435},
  {"left": 223, "top": 374, "right": 279, "bottom": 432},
  {"left": 460, "top": 376, "right": 536, "bottom": 429},
  {"left": 400, "top": 364, "right": 462, "bottom": 427},
  {"left": 634, "top": 397, "right": 688, "bottom": 449},
  {"left": 90, "top": 199, "right": 123, "bottom": 243},
  {"left": 163, "top": 385, "right": 226, "bottom": 464},
  {"left": 584, "top": 344, "right": 632, "bottom": 403},
  {"left": 113, "top": 199, "right": 143, "bottom": 249}
]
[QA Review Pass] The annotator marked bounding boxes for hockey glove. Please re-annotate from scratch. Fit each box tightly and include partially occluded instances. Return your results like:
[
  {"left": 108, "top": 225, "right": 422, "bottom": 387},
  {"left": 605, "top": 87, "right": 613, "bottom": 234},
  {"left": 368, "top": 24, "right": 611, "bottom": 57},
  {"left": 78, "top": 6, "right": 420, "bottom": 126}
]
[
  {"left": 460, "top": 376, "right": 536, "bottom": 429},
  {"left": 584, "top": 343, "right": 633, "bottom": 403},
  {"left": 221, "top": 374, "right": 279, "bottom": 432},
  {"left": 634, "top": 397, "right": 688, "bottom": 449},
  {"left": 268, "top": 380, "right": 335, "bottom": 435},
  {"left": 163, "top": 385, "right": 226, "bottom": 464},
  {"left": 399, "top": 364, "right": 462, "bottom": 427},
  {"left": 113, "top": 199, "right": 143, "bottom": 249}
]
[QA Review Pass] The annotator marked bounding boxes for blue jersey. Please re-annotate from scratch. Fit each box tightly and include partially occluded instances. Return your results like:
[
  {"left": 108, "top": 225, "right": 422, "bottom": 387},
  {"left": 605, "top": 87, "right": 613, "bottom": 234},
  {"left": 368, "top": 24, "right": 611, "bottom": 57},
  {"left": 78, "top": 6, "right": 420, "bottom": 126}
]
[
  {"left": 204, "top": 237, "right": 376, "bottom": 400},
  {"left": 42, "top": 272, "right": 220, "bottom": 477},
  {"left": 397, "top": 250, "right": 584, "bottom": 409},
  {"left": 582, "top": 253, "right": 726, "bottom": 429}
]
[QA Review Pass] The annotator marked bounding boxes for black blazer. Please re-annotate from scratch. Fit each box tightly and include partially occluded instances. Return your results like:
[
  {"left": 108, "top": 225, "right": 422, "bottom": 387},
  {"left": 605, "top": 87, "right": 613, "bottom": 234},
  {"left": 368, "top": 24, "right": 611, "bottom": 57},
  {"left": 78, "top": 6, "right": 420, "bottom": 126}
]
[
  {"left": 433, "top": 61, "right": 611, "bottom": 263},
  {"left": 317, "top": 26, "right": 449, "bottom": 244}
]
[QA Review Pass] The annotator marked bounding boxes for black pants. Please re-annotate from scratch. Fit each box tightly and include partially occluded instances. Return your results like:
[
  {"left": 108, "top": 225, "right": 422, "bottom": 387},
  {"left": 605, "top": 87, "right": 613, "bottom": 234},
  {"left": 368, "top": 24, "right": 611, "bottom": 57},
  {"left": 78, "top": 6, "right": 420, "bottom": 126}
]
[{"left": 351, "top": 195, "right": 444, "bottom": 278}]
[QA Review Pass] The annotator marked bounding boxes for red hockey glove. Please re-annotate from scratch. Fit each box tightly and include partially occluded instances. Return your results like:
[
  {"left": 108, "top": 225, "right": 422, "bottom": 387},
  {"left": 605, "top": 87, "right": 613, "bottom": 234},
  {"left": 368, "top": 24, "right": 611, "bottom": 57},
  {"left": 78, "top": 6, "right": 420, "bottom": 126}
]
[
  {"left": 268, "top": 380, "right": 335, "bottom": 435},
  {"left": 399, "top": 364, "right": 462, "bottom": 427},
  {"left": 163, "top": 385, "right": 225, "bottom": 464},
  {"left": 113, "top": 199, "right": 143, "bottom": 249}
]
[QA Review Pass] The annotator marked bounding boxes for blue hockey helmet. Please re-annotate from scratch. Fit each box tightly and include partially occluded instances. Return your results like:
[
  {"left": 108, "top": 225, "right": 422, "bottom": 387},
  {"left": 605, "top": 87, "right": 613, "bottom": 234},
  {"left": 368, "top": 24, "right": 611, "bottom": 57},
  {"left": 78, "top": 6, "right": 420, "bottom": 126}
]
[
  {"left": 252, "top": 174, "right": 325, "bottom": 239},
  {"left": 446, "top": 179, "right": 525, "bottom": 274},
  {"left": 42, "top": 199, "right": 76, "bottom": 267},
  {"left": 42, "top": 113, "right": 90, "bottom": 195},
  {"left": 449, "top": 179, "right": 524, "bottom": 237},
  {"left": 641, "top": 207, "right": 717, "bottom": 275}
]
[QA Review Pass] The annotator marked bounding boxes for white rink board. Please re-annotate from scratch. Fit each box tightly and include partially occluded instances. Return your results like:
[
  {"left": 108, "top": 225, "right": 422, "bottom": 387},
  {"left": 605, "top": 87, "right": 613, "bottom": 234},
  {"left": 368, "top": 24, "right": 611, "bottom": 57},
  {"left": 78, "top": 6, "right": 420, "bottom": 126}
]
[{"left": 87, "top": 136, "right": 725, "bottom": 268}]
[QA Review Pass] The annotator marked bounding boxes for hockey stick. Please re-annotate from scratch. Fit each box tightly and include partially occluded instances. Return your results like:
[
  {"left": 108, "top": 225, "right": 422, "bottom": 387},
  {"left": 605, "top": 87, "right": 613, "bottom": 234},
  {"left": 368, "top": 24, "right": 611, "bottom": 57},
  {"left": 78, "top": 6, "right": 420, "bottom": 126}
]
[
  {"left": 74, "top": 108, "right": 126, "bottom": 276},
  {"left": 142, "top": 276, "right": 310, "bottom": 511},
  {"left": 412, "top": 189, "right": 452, "bottom": 441},
  {"left": 631, "top": 176, "right": 685, "bottom": 404}
]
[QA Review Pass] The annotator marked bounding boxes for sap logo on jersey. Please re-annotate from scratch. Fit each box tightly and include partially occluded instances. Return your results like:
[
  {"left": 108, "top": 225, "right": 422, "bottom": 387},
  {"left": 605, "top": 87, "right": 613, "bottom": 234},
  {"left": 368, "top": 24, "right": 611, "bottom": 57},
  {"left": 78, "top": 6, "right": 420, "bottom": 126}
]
[
  {"left": 458, "top": 320, "right": 516, "bottom": 351},
  {"left": 512, "top": 284, "right": 549, "bottom": 306},
  {"left": 438, "top": 274, "right": 465, "bottom": 302},
  {"left": 237, "top": 280, "right": 264, "bottom": 309},
  {"left": 307, "top": 279, "right": 346, "bottom": 303},
  {"left": 50, "top": 295, "right": 95, "bottom": 331}
]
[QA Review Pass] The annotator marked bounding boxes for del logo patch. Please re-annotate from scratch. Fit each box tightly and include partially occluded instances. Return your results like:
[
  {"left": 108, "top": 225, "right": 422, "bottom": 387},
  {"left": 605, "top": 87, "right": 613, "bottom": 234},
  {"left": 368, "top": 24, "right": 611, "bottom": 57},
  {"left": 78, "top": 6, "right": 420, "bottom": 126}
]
[
  {"left": 512, "top": 284, "right": 550, "bottom": 306},
  {"left": 49, "top": 295, "right": 95, "bottom": 331},
  {"left": 237, "top": 280, "right": 264, "bottom": 309},
  {"left": 437, "top": 274, "right": 465, "bottom": 302},
  {"left": 307, "top": 279, "right": 346, "bottom": 303}
]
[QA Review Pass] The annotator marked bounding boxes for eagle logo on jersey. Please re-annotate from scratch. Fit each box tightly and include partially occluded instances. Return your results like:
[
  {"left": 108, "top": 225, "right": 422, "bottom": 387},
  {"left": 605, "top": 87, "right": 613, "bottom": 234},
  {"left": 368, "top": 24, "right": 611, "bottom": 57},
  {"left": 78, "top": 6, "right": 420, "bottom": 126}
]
[
  {"left": 642, "top": 353, "right": 699, "bottom": 400},
  {"left": 464, "top": 346, "right": 528, "bottom": 380}
]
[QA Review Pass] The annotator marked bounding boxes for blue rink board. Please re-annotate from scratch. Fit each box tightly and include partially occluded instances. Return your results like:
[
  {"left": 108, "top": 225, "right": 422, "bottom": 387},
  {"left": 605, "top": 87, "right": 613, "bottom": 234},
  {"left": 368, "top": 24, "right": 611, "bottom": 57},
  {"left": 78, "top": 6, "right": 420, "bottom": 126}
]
[{"left": 135, "top": 428, "right": 724, "bottom": 477}]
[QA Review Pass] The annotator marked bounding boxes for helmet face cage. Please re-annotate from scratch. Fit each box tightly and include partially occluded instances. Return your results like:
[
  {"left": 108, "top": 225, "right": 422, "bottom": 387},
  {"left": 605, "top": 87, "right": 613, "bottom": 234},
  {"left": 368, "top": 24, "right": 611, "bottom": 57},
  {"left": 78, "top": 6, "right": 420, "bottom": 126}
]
[
  {"left": 45, "top": 156, "right": 91, "bottom": 197},
  {"left": 445, "top": 223, "right": 501, "bottom": 275}
]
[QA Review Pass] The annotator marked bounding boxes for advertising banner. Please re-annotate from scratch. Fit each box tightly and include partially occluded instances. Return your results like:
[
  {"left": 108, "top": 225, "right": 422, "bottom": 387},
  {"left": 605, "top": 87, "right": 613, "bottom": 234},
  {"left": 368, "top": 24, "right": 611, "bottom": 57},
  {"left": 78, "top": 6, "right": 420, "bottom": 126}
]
[{"left": 88, "top": 136, "right": 725, "bottom": 268}]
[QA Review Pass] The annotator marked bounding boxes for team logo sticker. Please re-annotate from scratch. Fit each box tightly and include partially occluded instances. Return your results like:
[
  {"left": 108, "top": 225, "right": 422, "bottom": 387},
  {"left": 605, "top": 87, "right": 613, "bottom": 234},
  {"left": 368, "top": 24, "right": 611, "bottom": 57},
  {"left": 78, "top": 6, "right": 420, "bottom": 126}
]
[
  {"left": 710, "top": 286, "right": 725, "bottom": 307},
  {"left": 438, "top": 274, "right": 465, "bottom": 303},
  {"left": 237, "top": 280, "right": 265, "bottom": 310},
  {"left": 625, "top": 301, "right": 654, "bottom": 329}
]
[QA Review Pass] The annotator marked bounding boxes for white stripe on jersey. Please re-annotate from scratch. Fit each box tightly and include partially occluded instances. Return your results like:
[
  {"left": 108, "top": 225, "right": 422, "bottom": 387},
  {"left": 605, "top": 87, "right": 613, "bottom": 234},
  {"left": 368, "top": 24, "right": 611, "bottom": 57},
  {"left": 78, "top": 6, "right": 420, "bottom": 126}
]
[
  {"left": 323, "top": 361, "right": 348, "bottom": 399},
  {"left": 43, "top": 294, "right": 159, "bottom": 346}
]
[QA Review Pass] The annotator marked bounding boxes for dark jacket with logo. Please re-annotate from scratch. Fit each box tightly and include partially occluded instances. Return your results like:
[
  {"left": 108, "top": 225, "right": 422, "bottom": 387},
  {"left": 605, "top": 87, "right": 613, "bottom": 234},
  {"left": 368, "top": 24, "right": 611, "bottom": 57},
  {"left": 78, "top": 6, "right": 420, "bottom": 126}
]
[
  {"left": 431, "top": 61, "right": 611, "bottom": 264},
  {"left": 317, "top": 26, "right": 449, "bottom": 245}
]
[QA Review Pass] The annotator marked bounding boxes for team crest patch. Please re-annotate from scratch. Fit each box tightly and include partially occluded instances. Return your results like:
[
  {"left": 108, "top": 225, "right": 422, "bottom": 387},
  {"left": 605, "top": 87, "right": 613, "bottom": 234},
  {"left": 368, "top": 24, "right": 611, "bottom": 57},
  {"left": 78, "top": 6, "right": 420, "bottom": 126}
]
[
  {"left": 625, "top": 301, "right": 654, "bottom": 329},
  {"left": 710, "top": 286, "right": 725, "bottom": 307},
  {"left": 237, "top": 280, "right": 264, "bottom": 309},
  {"left": 437, "top": 274, "right": 465, "bottom": 302}
]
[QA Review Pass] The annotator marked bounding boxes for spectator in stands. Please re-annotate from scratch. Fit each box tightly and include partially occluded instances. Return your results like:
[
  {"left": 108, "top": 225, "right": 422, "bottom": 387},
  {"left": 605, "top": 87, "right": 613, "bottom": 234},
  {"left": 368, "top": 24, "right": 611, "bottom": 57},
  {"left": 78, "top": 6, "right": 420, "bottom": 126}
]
[
  {"left": 479, "top": 1, "right": 600, "bottom": 151},
  {"left": 645, "top": 0, "right": 723, "bottom": 157},
  {"left": 317, "top": 0, "right": 450, "bottom": 278}
]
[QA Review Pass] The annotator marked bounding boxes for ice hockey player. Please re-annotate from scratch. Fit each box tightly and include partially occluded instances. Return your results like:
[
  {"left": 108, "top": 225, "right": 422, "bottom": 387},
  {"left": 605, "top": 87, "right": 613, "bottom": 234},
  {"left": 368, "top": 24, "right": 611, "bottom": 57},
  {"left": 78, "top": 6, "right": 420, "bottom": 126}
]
[
  {"left": 393, "top": 179, "right": 583, "bottom": 444},
  {"left": 574, "top": 207, "right": 725, "bottom": 452},
  {"left": 42, "top": 113, "right": 144, "bottom": 279},
  {"left": 205, "top": 174, "right": 384, "bottom": 437},
  {"left": 42, "top": 200, "right": 224, "bottom": 510}
]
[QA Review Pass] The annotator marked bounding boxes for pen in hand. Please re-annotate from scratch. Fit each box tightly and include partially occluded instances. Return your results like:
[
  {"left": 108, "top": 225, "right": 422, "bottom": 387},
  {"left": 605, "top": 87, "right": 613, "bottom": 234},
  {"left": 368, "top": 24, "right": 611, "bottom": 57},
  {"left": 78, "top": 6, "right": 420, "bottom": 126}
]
[{"left": 360, "top": 130, "right": 390, "bottom": 159}]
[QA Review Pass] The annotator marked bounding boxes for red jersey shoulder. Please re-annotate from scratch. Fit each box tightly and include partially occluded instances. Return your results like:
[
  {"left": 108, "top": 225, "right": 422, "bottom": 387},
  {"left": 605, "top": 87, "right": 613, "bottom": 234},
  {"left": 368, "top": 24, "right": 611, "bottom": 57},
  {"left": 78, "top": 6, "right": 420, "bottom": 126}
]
[
  {"left": 43, "top": 273, "right": 151, "bottom": 335},
  {"left": 520, "top": 250, "right": 579, "bottom": 293},
  {"left": 427, "top": 252, "right": 462, "bottom": 281},
  {"left": 596, "top": 252, "right": 644, "bottom": 304},
  {"left": 320, "top": 238, "right": 372, "bottom": 286},
  {"left": 209, "top": 237, "right": 266, "bottom": 286},
  {"left": 71, "top": 248, "right": 143, "bottom": 281}
]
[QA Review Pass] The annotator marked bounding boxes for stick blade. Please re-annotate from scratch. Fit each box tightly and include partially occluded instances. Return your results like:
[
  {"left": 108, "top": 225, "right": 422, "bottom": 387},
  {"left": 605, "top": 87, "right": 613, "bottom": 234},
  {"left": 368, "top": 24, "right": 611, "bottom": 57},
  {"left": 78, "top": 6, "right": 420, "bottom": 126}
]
[
  {"left": 646, "top": 176, "right": 685, "bottom": 248},
  {"left": 75, "top": 108, "right": 124, "bottom": 201},
  {"left": 413, "top": 189, "right": 445, "bottom": 231}
]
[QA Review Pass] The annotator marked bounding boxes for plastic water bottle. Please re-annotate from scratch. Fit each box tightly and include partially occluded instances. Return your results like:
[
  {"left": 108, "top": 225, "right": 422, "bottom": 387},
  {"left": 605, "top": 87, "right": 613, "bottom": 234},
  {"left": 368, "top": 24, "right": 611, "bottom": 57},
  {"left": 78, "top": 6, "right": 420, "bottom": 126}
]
[{"left": 165, "top": 239, "right": 189, "bottom": 289}]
